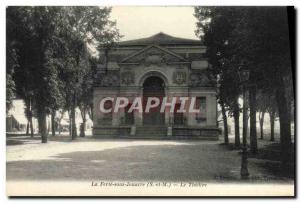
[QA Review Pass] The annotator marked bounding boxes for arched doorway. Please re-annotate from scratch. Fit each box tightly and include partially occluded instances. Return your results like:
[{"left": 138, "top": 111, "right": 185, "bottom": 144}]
[{"left": 143, "top": 76, "right": 165, "bottom": 125}]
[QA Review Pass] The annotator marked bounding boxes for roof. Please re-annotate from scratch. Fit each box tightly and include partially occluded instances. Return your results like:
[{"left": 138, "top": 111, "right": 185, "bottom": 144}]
[
  {"left": 12, "top": 114, "right": 27, "bottom": 125},
  {"left": 117, "top": 32, "right": 202, "bottom": 46}
]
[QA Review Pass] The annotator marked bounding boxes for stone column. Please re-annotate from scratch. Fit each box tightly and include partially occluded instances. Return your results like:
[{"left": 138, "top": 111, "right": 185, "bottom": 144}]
[
  {"left": 134, "top": 110, "right": 142, "bottom": 126},
  {"left": 167, "top": 126, "right": 172, "bottom": 136},
  {"left": 135, "top": 87, "right": 143, "bottom": 126},
  {"left": 119, "top": 107, "right": 125, "bottom": 126},
  {"left": 112, "top": 111, "right": 119, "bottom": 126},
  {"left": 165, "top": 109, "right": 170, "bottom": 125},
  {"left": 130, "top": 125, "right": 136, "bottom": 136},
  {"left": 207, "top": 94, "right": 217, "bottom": 126}
]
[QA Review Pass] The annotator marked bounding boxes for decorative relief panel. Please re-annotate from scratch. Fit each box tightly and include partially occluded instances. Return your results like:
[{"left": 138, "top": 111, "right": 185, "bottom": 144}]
[
  {"left": 173, "top": 71, "right": 187, "bottom": 85},
  {"left": 96, "top": 72, "right": 120, "bottom": 87},
  {"left": 189, "top": 71, "right": 216, "bottom": 87},
  {"left": 122, "top": 46, "right": 186, "bottom": 65},
  {"left": 144, "top": 54, "right": 165, "bottom": 66},
  {"left": 121, "top": 71, "right": 135, "bottom": 85}
]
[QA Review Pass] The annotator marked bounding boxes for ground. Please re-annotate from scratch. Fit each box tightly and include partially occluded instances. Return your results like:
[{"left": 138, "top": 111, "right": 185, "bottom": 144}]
[{"left": 6, "top": 135, "right": 294, "bottom": 183}]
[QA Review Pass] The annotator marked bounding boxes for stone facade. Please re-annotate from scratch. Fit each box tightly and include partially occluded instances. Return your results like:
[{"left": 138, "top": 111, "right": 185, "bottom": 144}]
[{"left": 93, "top": 33, "right": 220, "bottom": 139}]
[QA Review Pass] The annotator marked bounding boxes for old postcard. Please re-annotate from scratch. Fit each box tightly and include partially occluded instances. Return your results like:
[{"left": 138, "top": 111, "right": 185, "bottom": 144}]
[{"left": 6, "top": 6, "right": 295, "bottom": 197}]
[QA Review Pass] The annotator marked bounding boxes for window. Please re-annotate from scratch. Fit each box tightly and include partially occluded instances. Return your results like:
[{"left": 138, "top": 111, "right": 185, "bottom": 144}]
[
  {"left": 195, "top": 97, "right": 206, "bottom": 123},
  {"left": 174, "top": 103, "right": 184, "bottom": 125},
  {"left": 102, "top": 100, "right": 113, "bottom": 125}
]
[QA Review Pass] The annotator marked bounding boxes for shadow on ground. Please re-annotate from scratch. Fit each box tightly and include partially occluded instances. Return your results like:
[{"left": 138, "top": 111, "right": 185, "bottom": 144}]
[
  {"left": 7, "top": 143, "right": 241, "bottom": 182},
  {"left": 219, "top": 141, "right": 295, "bottom": 180},
  {"left": 7, "top": 135, "right": 294, "bottom": 183},
  {"left": 6, "top": 135, "right": 147, "bottom": 145},
  {"left": 250, "top": 143, "right": 295, "bottom": 179}
]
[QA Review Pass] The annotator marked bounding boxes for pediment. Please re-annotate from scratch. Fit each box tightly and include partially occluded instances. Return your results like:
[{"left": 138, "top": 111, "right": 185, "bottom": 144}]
[{"left": 120, "top": 45, "right": 187, "bottom": 65}]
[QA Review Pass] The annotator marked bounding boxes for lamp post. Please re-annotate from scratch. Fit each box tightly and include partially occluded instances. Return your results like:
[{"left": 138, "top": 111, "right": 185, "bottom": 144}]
[{"left": 238, "top": 68, "right": 250, "bottom": 179}]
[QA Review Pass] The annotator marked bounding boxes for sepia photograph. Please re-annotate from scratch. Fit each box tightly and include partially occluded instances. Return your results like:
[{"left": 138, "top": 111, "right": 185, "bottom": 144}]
[{"left": 5, "top": 5, "right": 295, "bottom": 197}]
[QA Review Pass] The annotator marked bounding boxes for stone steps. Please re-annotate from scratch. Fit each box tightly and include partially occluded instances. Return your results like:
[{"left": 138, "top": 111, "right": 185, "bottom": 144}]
[
  {"left": 93, "top": 125, "right": 220, "bottom": 140},
  {"left": 93, "top": 134, "right": 217, "bottom": 140},
  {"left": 136, "top": 126, "right": 167, "bottom": 136}
]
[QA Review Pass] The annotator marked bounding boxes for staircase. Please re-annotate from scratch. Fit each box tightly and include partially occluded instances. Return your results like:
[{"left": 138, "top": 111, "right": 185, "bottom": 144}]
[{"left": 136, "top": 126, "right": 167, "bottom": 137}]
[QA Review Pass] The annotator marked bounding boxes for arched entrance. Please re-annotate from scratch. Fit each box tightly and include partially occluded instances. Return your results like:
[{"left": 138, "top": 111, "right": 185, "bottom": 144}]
[{"left": 143, "top": 76, "right": 165, "bottom": 125}]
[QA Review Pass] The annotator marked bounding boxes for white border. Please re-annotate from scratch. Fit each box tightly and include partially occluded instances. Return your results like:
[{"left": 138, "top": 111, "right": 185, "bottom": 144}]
[{"left": 1, "top": 1, "right": 298, "bottom": 202}]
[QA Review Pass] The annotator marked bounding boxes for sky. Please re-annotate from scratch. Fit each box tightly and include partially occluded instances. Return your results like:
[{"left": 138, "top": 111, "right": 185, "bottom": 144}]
[{"left": 110, "top": 6, "right": 199, "bottom": 41}]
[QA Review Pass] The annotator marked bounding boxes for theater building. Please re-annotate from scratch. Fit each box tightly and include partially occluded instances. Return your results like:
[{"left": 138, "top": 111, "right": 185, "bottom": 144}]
[{"left": 93, "top": 32, "right": 220, "bottom": 139}]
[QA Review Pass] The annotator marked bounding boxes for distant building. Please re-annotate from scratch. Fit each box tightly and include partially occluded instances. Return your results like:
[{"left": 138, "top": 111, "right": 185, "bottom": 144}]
[
  {"left": 6, "top": 99, "right": 93, "bottom": 134},
  {"left": 6, "top": 99, "right": 37, "bottom": 133}
]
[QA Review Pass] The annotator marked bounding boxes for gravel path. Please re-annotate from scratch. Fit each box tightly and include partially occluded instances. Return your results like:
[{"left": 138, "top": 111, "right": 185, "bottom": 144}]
[{"left": 6, "top": 136, "right": 293, "bottom": 183}]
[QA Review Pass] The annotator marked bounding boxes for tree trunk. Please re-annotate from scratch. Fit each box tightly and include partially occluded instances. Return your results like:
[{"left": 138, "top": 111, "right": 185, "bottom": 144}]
[
  {"left": 249, "top": 85, "right": 258, "bottom": 153},
  {"left": 259, "top": 111, "right": 265, "bottom": 139},
  {"left": 58, "top": 110, "right": 65, "bottom": 135},
  {"left": 69, "top": 118, "right": 72, "bottom": 136},
  {"left": 220, "top": 101, "right": 229, "bottom": 144},
  {"left": 68, "top": 110, "right": 72, "bottom": 136},
  {"left": 25, "top": 98, "right": 34, "bottom": 137},
  {"left": 80, "top": 107, "right": 86, "bottom": 137},
  {"left": 87, "top": 107, "right": 93, "bottom": 121},
  {"left": 275, "top": 76, "right": 291, "bottom": 169},
  {"left": 242, "top": 89, "right": 248, "bottom": 147},
  {"left": 38, "top": 109, "right": 47, "bottom": 143},
  {"left": 29, "top": 117, "right": 34, "bottom": 137},
  {"left": 233, "top": 98, "right": 240, "bottom": 148},
  {"left": 58, "top": 117, "right": 61, "bottom": 135},
  {"left": 51, "top": 109, "right": 56, "bottom": 136},
  {"left": 270, "top": 111, "right": 275, "bottom": 141},
  {"left": 71, "top": 94, "right": 77, "bottom": 140},
  {"left": 28, "top": 98, "right": 34, "bottom": 137},
  {"left": 47, "top": 119, "right": 50, "bottom": 135},
  {"left": 26, "top": 121, "right": 29, "bottom": 136}
]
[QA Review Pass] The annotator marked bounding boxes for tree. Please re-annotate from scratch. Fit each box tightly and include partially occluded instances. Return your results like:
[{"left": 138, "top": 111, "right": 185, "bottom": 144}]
[
  {"left": 195, "top": 7, "right": 293, "bottom": 169},
  {"left": 257, "top": 90, "right": 276, "bottom": 140},
  {"left": 77, "top": 56, "right": 97, "bottom": 137},
  {"left": 266, "top": 94, "right": 278, "bottom": 141},
  {"left": 6, "top": 46, "right": 17, "bottom": 112},
  {"left": 257, "top": 92, "right": 268, "bottom": 140},
  {"left": 8, "top": 7, "right": 67, "bottom": 143},
  {"left": 24, "top": 97, "right": 34, "bottom": 137},
  {"left": 7, "top": 6, "right": 120, "bottom": 142},
  {"left": 232, "top": 97, "right": 241, "bottom": 147},
  {"left": 231, "top": 7, "right": 293, "bottom": 162},
  {"left": 219, "top": 99, "right": 229, "bottom": 144},
  {"left": 195, "top": 7, "right": 294, "bottom": 165},
  {"left": 58, "top": 7, "right": 120, "bottom": 140},
  {"left": 248, "top": 84, "right": 257, "bottom": 153},
  {"left": 7, "top": 7, "right": 36, "bottom": 136},
  {"left": 194, "top": 7, "right": 242, "bottom": 147}
]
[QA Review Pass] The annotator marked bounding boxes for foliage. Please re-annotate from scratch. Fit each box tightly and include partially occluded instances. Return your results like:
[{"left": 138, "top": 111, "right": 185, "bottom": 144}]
[
  {"left": 7, "top": 6, "right": 120, "bottom": 142},
  {"left": 194, "top": 6, "right": 293, "bottom": 167}
]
